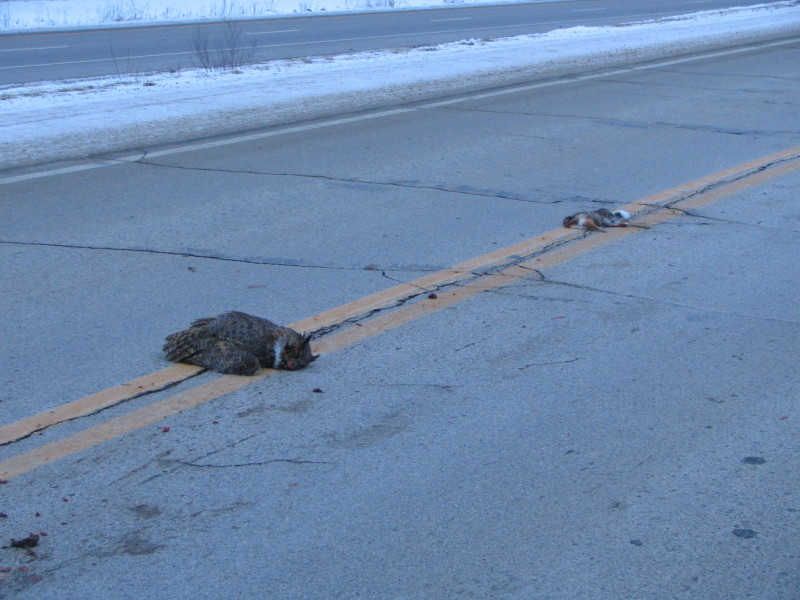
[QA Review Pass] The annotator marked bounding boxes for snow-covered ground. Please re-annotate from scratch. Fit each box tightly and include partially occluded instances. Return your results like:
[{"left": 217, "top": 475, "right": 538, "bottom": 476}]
[
  {"left": 1, "top": 0, "right": 519, "bottom": 31},
  {"left": 2, "top": 2, "right": 800, "bottom": 170}
]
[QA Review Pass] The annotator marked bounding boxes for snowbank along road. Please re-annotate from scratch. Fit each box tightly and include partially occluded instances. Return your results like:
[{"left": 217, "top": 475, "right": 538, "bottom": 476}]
[{"left": 2, "top": 2, "right": 800, "bottom": 170}]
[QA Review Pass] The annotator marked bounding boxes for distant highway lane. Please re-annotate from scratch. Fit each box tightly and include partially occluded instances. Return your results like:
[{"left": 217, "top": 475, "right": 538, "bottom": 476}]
[{"left": 0, "top": 0, "right": 785, "bottom": 84}]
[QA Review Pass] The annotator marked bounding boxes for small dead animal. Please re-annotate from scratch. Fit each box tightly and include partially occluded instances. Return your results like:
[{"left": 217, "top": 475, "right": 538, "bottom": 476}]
[
  {"left": 563, "top": 209, "right": 630, "bottom": 231},
  {"left": 163, "top": 311, "right": 317, "bottom": 376}
]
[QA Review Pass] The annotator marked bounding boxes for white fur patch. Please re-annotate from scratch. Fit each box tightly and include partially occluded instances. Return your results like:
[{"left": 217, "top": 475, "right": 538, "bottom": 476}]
[{"left": 273, "top": 338, "right": 286, "bottom": 369}]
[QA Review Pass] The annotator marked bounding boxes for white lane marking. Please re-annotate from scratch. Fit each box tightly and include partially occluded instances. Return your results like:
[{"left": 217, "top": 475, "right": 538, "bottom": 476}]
[
  {"left": 572, "top": 8, "right": 607, "bottom": 12},
  {"left": 0, "top": 45, "right": 69, "bottom": 52},
  {"left": 430, "top": 17, "right": 472, "bottom": 22},
  {"left": 245, "top": 29, "right": 301, "bottom": 35},
  {"left": 2, "top": 36, "right": 798, "bottom": 186},
  {"left": 0, "top": 11, "right": 718, "bottom": 71},
  {"left": 0, "top": 109, "right": 416, "bottom": 185},
  {"left": 0, "top": 49, "right": 196, "bottom": 70}
]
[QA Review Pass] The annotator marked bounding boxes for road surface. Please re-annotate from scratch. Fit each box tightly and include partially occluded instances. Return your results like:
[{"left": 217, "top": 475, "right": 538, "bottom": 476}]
[{"left": 0, "top": 33, "right": 798, "bottom": 599}]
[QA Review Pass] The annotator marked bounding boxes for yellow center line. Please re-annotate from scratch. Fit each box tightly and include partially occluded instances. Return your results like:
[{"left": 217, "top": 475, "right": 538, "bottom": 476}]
[
  {"left": 2, "top": 144, "right": 800, "bottom": 480},
  {"left": 5, "top": 144, "right": 799, "bottom": 448},
  {"left": 0, "top": 225, "right": 577, "bottom": 445},
  {"left": 0, "top": 364, "right": 202, "bottom": 446}
]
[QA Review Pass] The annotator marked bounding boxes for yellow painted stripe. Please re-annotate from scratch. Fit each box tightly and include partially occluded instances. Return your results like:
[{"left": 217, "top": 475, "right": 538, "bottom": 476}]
[
  {"left": 6, "top": 143, "right": 799, "bottom": 447},
  {"left": 0, "top": 224, "right": 577, "bottom": 446},
  {"left": 0, "top": 374, "right": 260, "bottom": 481},
  {"left": 0, "top": 365, "right": 202, "bottom": 446},
  {"left": 1, "top": 145, "right": 799, "bottom": 480}
]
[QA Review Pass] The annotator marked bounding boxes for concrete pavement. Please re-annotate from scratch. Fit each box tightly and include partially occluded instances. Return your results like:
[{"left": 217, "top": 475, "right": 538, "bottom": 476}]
[{"left": 0, "top": 36, "right": 798, "bottom": 598}]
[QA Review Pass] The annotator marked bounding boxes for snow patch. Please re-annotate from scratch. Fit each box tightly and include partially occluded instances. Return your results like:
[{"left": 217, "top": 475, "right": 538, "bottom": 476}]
[{"left": 2, "top": 3, "right": 800, "bottom": 169}]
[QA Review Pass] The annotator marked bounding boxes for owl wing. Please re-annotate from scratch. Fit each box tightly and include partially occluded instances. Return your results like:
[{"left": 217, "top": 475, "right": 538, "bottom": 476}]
[
  {"left": 184, "top": 340, "right": 261, "bottom": 375},
  {"left": 163, "top": 318, "right": 215, "bottom": 363},
  {"left": 163, "top": 318, "right": 261, "bottom": 375}
]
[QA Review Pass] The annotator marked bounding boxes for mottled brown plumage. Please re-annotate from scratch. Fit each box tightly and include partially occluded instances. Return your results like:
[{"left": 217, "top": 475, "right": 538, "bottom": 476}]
[{"left": 163, "top": 311, "right": 317, "bottom": 375}]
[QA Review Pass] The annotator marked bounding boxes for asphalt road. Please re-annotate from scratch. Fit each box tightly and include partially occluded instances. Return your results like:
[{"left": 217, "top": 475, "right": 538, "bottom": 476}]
[
  {"left": 0, "top": 0, "right": 788, "bottom": 84},
  {"left": 0, "top": 35, "right": 799, "bottom": 599}
]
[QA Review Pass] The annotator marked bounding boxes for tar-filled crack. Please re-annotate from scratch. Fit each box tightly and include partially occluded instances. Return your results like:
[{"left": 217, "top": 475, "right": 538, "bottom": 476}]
[
  {"left": 0, "top": 239, "right": 441, "bottom": 274},
  {"left": 0, "top": 370, "right": 206, "bottom": 447},
  {"left": 167, "top": 458, "right": 332, "bottom": 468},
  {"left": 488, "top": 273, "right": 800, "bottom": 325},
  {"left": 152, "top": 431, "right": 333, "bottom": 470},
  {"left": 310, "top": 168, "right": 800, "bottom": 337},
  {"left": 125, "top": 156, "right": 558, "bottom": 205},
  {"left": 519, "top": 358, "right": 583, "bottom": 370},
  {"left": 139, "top": 433, "right": 332, "bottom": 482},
  {"left": 642, "top": 203, "right": 800, "bottom": 233},
  {"left": 309, "top": 282, "right": 430, "bottom": 338},
  {"left": 657, "top": 68, "right": 800, "bottom": 83},
  {"left": 371, "top": 382, "right": 458, "bottom": 391},
  {"left": 379, "top": 269, "right": 434, "bottom": 291},
  {"left": 308, "top": 241, "right": 570, "bottom": 339},
  {"left": 441, "top": 106, "right": 790, "bottom": 137},
  {"left": 617, "top": 152, "right": 800, "bottom": 227},
  {"left": 483, "top": 287, "right": 588, "bottom": 303},
  {"left": 602, "top": 78, "right": 800, "bottom": 107}
]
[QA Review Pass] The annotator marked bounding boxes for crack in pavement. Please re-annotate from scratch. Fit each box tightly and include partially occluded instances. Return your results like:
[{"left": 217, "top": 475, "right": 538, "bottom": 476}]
[
  {"left": 0, "top": 239, "right": 443, "bottom": 274},
  {"left": 137, "top": 432, "right": 265, "bottom": 484},
  {"left": 483, "top": 288, "right": 590, "bottom": 303},
  {"left": 441, "top": 106, "right": 797, "bottom": 138},
  {"left": 651, "top": 152, "right": 800, "bottom": 212},
  {"left": 309, "top": 278, "right": 434, "bottom": 338},
  {"left": 166, "top": 458, "right": 332, "bottom": 468},
  {"left": 367, "top": 382, "right": 459, "bottom": 391},
  {"left": 312, "top": 259, "right": 559, "bottom": 338},
  {"left": 501, "top": 132, "right": 567, "bottom": 142},
  {"left": 308, "top": 244, "right": 570, "bottom": 339},
  {"left": 391, "top": 222, "right": 800, "bottom": 324},
  {"left": 379, "top": 269, "right": 436, "bottom": 292},
  {"left": 519, "top": 358, "right": 584, "bottom": 370},
  {"left": 641, "top": 204, "right": 800, "bottom": 233},
  {"left": 122, "top": 156, "right": 560, "bottom": 205},
  {"left": 601, "top": 77, "right": 800, "bottom": 101},
  {"left": 503, "top": 274, "right": 800, "bottom": 325},
  {"left": 655, "top": 67, "right": 800, "bottom": 83},
  {"left": 149, "top": 432, "right": 332, "bottom": 472},
  {"left": 0, "top": 370, "right": 207, "bottom": 447},
  {"left": 599, "top": 82, "right": 800, "bottom": 109}
]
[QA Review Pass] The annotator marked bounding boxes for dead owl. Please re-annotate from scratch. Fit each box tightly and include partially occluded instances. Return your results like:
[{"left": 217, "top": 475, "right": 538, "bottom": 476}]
[{"left": 163, "top": 311, "right": 317, "bottom": 376}]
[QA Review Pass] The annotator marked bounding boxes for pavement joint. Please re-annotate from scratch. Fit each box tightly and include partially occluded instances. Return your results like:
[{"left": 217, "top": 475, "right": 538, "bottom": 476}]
[
  {"left": 656, "top": 66, "right": 800, "bottom": 81},
  {"left": 644, "top": 203, "right": 800, "bottom": 232},
  {"left": 308, "top": 276, "right": 437, "bottom": 338},
  {"left": 126, "top": 156, "right": 558, "bottom": 205},
  {"left": 0, "top": 239, "right": 443, "bottom": 274},
  {"left": 518, "top": 357, "right": 584, "bottom": 370},
  {"left": 373, "top": 382, "right": 459, "bottom": 391},
  {"left": 165, "top": 458, "right": 333, "bottom": 468},
  {"left": 444, "top": 105, "right": 794, "bottom": 137},
  {"left": 480, "top": 287, "right": 589, "bottom": 303},
  {"left": 602, "top": 80, "right": 800, "bottom": 108},
  {"left": 0, "top": 369, "right": 207, "bottom": 447},
  {"left": 531, "top": 276, "right": 800, "bottom": 325}
]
